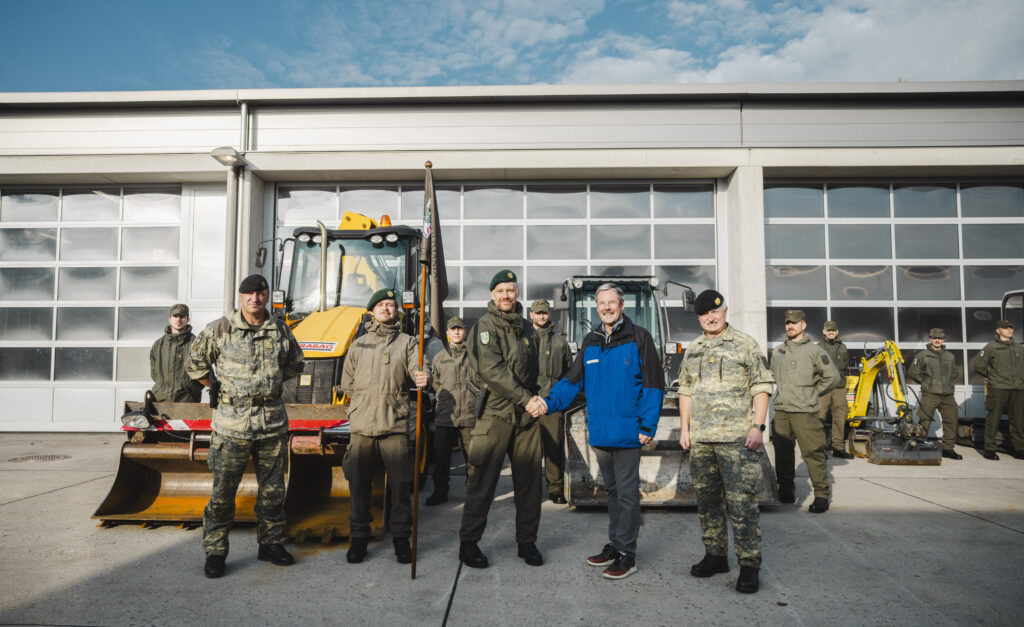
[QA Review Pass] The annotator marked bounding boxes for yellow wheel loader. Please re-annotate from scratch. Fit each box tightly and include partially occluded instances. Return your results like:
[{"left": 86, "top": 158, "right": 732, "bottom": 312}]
[
  {"left": 552, "top": 276, "right": 781, "bottom": 507},
  {"left": 842, "top": 341, "right": 941, "bottom": 465},
  {"left": 94, "top": 212, "right": 430, "bottom": 541}
]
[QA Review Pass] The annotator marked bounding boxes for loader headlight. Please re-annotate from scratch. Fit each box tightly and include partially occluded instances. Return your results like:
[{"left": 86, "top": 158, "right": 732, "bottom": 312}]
[
  {"left": 121, "top": 410, "right": 153, "bottom": 430},
  {"left": 312, "top": 234, "right": 322, "bottom": 244},
  {"left": 369, "top": 234, "right": 384, "bottom": 245},
  {"left": 297, "top": 233, "right": 311, "bottom": 243},
  {"left": 385, "top": 233, "right": 399, "bottom": 243}
]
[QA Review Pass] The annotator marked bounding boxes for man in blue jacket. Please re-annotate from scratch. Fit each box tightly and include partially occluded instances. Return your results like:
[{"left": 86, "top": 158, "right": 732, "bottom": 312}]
[{"left": 531, "top": 282, "right": 663, "bottom": 580}]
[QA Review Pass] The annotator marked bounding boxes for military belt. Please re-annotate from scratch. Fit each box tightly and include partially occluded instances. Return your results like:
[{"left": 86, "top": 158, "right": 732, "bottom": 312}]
[{"left": 219, "top": 393, "right": 281, "bottom": 407}]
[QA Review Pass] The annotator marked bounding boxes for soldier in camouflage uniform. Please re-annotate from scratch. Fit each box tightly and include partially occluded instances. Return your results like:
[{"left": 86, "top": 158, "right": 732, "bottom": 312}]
[
  {"left": 340, "top": 288, "right": 429, "bottom": 564},
  {"left": 187, "top": 274, "right": 304, "bottom": 579},
  {"left": 678, "top": 290, "right": 774, "bottom": 594},
  {"left": 530, "top": 299, "right": 573, "bottom": 504},
  {"left": 458, "top": 269, "right": 543, "bottom": 570},
  {"left": 770, "top": 309, "right": 841, "bottom": 514},
  {"left": 427, "top": 316, "right": 476, "bottom": 506},
  {"left": 817, "top": 321, "right": 853, "bottom": 459},
  {"left": 908, "top": 328, "right": 963, "bottom": 460}
]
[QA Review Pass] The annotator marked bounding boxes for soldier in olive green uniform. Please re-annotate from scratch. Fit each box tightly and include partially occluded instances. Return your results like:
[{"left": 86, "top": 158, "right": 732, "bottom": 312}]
[
  {"left": 817, "top": 321, "right": 853, "bottom": 459},
  {"left": 531, "top": 299, "right": 573, "bottom": 504},
  {"left": 458, "top": 270, "right": 544, "bottom": 569},
  {"left": 770, "top": 310, "right": 841, "bottom": 514},
  {"left": 150, "top": 303, "right": 202, "bottom": 402},
  {"left": 678, "top": 290, "right": 774, "bottom": 594},
  {"left": 187, "top": 274, "right": 305, "bottom": 578},
  {"left": 427, "top": 316, "right": 476, "bottom": 506},
  {"left": 975, "top": 320, "right": 1024, "bottom": 460},
  {"left": 340, "top": 289, "right": 429, "bottom": 564},
  {"left": 908, "top": 328, "right": 963, "bottom": 460}
]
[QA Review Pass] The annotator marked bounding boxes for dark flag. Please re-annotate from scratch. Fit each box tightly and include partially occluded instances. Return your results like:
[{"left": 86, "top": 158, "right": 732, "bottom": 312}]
[{"left": 420, "top": 161, "right": 448, "bottom": 342}]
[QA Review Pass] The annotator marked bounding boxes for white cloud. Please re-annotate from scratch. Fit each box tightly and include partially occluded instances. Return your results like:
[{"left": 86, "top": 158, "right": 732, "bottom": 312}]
[{"left": 561, "top": 0, "right": 1024, "bottom": 84}]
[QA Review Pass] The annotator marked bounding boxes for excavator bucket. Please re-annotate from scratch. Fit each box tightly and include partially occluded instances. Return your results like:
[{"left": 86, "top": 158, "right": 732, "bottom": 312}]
[
  {"left": 564, "top": 399, "right": 780, "bottom": 507},
  {"left": 93, "top": 401, "right": 386, "bottom": 541}
]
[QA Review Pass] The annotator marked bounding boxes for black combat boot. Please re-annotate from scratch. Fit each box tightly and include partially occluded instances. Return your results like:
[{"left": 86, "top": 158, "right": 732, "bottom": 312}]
[
  {"left": 517, "top": 542, "right": 544, "bottom": 566},
  {"left": 984, "top": 450, "right": 999, "bottom": 460},
  {"left": 257, "top": 543, "right": 294, "bottom": 566},
  {"left": 347, "top": 537, "right": 369, "bottom": 563},
  {"left": 808, "top": 497, "right": 829, "bottom": 513},
  {"left": 204, "top": 554, "right": 226, "bottom": 578},
  {"left": 690, "top": 554, "right": 729, "bottom": 577},
  {"left": 736, "top": 566, "right": 760, "bottom": 593},
  {"left": 942, "top": 449, "right": 963, "bottom": 460},
  {"left": 832, "top": 448, "right": 854, "bottom": 459},
  {"left": 425, "top": 490, "right": 449, "bottom": 506},
  {"left": 459, "top": 541, "right": 489, "bottom": 568},
  {"left": 778, "top": 484, "right": 796, "bottom": 504},
  {"left": 393, "top": 537, "right": 412, "bottom": 564}
]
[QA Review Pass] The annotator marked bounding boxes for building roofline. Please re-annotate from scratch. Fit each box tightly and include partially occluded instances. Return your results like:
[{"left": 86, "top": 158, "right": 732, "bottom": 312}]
[{"left": 2, "top": 81, "right": 1024, "bottom": 110}]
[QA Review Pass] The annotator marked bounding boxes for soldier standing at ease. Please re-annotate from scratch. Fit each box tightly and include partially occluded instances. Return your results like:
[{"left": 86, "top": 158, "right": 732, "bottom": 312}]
[
  {"left": 770, "top": 310, "right": 841, "bottom": 514},
  {"left": 341, "top": 289, "right": 429, "bottom": 564},
  {"left": 426, "top": 317, "right": 475, "bottom": 506},
  {"left": 531, "top": 299, "right": 573, "bottom": 504},
  {"left": 975, "top": 320, "right": 1024, "bottom": 460},
  {"left": 908, "top": 328, "right": 963, "bottom": 460},
  {"left": 678, "top": 290, "right": 774, "bottom": 594},
  {"left": 188, "top": 274, "right": 304, "bottom": 579},
  {"left": 150, "top": 303, "right": 202, "bottom": 402},
  {"left": 817, "top": 321, "right": 853, "bottom": 459},
  {"left": 458, "top": 270, "right": 544, "bottom": 569}
]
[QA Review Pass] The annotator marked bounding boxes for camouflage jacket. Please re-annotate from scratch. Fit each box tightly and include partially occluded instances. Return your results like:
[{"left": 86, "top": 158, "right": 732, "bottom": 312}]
[
  {"left": 975, "top": 338, "right": 1024, "bottom": 391},
  {"left": 432, "top": 342, "right": 476, "bottom": 429},
  {"left": 341, "top": 320, "right": 424, "bottom": 437},
  {"left": 150, "top": 325, "right": 202, "bottom": 402},
  {"left": 770, "top": 337, "right": 841, "bottom": 413},
  {"left": 534, "top": 323, "right": 572, "bottom": 397},
  {"left": 908, "top": 344, "right": 959, "bottom": 395},
  {"left": 678, "top": 325, "right": 775, "bottom": 443},
  {"left": 467, "top": 300, "right": 539, "bottom": 426},
  {"left": 187, "top": 309, "right": 304, "bottom": 440}
]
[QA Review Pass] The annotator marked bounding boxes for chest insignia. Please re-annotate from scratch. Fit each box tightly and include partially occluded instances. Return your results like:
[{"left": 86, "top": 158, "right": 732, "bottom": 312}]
[{"left": 480, "top": 331, "right": 490, "bottom": 345}]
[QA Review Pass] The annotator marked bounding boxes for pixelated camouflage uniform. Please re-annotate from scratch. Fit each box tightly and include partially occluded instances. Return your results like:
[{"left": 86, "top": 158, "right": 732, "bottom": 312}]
[
  {"left": 678, "top": 324, "right": 774, "bottom": 568},
  {"left": 187, "top": 307, "right": 304, "bottom": 556}
]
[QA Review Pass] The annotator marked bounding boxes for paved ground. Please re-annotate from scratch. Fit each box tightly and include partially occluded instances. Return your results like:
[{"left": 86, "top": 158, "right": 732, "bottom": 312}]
[{"left": 1, "top": 434, "right": 1023, "bottom": 626}]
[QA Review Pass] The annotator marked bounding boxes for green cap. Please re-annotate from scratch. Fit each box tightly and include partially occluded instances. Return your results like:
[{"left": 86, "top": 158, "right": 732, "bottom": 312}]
[
  {"left": 446, "top": 316, "right": 465, "bottom": 329},
  {"left": 367, "top": 288, "right": 397, "bottom": 311},
  {"left": 929, "top": 328, "right": 945, "bottom": 339},
  {"left": 489, "top": 269, "right": 518, "bottom": 291},
  {"left": 531, "top": 299, "right": 550, "bottom": 313},
  {"left": 784, "top": 309, "right": 805, "bottom": 323},
  {"left": 997, "top": 320, "right": 1014, "bottom": 329},
  {"left": 823, "top": 320, "right": 837, "bottom": 332},
  {"left": 169, "top": 303, "right": 189, "bottom": 317}
]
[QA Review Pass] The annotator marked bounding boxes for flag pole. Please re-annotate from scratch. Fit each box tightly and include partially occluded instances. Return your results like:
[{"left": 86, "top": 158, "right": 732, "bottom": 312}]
[{"left": 411, "top": 160, "right": 433, "bottom": 579}]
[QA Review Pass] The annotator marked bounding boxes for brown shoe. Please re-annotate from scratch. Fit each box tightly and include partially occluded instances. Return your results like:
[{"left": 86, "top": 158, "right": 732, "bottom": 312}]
[
  {"left": 587, "top": 543, "right": 618, "bottom": 567},
  {"left": 602, "top": 553, "right": 636, "bottom": 580}
]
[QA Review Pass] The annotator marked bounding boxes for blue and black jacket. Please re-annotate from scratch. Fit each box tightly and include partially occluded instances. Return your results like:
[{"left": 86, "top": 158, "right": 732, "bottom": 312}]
[{"left": 545, "top": 315, "right": 664, "bottom": 448}]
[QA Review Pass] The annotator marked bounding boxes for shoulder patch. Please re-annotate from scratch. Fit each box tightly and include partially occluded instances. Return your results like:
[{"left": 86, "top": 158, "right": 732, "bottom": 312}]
[
  {"left": 776, "top": 347, "right": 786, "bottom": 355},
  {"left": 480, "top": 331, "right": 490, "bottom": 345},
  {"left": 821, "top": 354, "right": 830, "bottom": 365}
]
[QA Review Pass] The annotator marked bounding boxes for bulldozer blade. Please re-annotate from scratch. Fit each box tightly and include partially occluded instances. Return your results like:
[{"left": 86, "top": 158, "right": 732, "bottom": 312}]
[
  {"left": 565, "top": 406, "right": 780, "bottom": 507},
  {"left": 867, "top": 433, "right": 942, "bottom": 466}
]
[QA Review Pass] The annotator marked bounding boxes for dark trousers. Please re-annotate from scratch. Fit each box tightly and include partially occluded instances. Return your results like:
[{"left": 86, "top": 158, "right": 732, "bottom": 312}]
[
  {"left": 593, "top": 446, "right": 641, "bottom": 558},
  {"left": 773, "top": 410, "right": 830, "bottom": 499},
  {"left": 433, "top": 425, "right": 474, "bottom": 492},
  {"left": 459, "top": 416, "right": 542, "bottom": 545},
  {"left": 818, "top": 388, "right": 849, "bottom": 450},
  {"left": 343, "top": 433, "right": 412, "bottom": 539},
  {"left": 203, "top": 431, "right": 287, "bottom": 556},
  {"left": 917, "top": 392, "right": 959, "bottom": 451},
  {"left": 985, "top": 389, "right": 1024, "bottom": 452},
  {"left": 540, "top": 410, "right": 565, "bottom": 495}
]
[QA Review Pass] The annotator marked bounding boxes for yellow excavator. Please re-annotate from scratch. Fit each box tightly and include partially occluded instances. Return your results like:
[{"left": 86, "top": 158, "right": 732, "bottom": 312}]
[
  {"left": 842, "top": 341, "right": 941, "bottom": 465},
  {"left": 93, "top": 212, "right": 427, "bottom": 541}
]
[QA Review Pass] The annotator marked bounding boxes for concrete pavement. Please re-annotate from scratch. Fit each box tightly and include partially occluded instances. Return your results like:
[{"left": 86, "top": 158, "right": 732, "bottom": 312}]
[{"left": 1, "top": 434, "right": 1023, "bottom": 626}]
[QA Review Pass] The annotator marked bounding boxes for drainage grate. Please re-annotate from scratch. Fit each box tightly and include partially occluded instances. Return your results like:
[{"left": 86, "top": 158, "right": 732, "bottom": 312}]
[{"left": 7, "top": 454, "right": 72, "bottom": 463}]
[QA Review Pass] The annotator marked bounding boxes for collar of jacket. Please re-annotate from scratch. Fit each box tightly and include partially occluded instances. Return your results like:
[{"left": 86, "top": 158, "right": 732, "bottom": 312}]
[
  {"left": 447, "top": 341, "right": 467, "bottom": 356},
  {"left": 785, "top": 336, "right": 811, "bottom": 348},
  {"left": 366, "top": 319, "right": 401, "bottom": 339},
  {"left": 701, "top": 323, "right": 737, "bottom": 344},
  {"left": 598, "top": 315, "right": 626, "bottom": 344},
  {"left": 823, "top": 336, "right": 841, "bottom": 345},
  {"left": 486, "top": 300, "right": 524, "bottom": 333},
  {"left": 229, "top": 308, "right": 274, "bottom": 331},
  {"left": 927, "top": 344, "right": 944, "bottom": 354},
  {"left": 534, "top": 322, "right": 554, "bottom": 340}
]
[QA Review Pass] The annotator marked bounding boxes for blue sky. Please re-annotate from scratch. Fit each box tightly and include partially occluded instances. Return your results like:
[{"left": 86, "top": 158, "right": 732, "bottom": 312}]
[{"left": 2, "top": 0, "right": 1022, "bottom": 92}]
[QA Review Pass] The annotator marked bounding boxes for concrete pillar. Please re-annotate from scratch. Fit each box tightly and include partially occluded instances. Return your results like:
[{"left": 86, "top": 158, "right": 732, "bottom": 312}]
[
  {"left": 718, "top": 165, "right": 768, "bottom": 349},
  {"left": 238, "top": 169, "right": 266, "bottom": 277}
]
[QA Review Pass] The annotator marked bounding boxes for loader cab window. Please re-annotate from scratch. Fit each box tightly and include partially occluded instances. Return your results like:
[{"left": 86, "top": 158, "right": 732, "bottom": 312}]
[
  {"left": 1003, "top": 292, "right": 1024, "bottom": 343},
  {"left": 288, "top": 236, "right": 409, "bottom": 315},
  {"left": 572, "top": 285, "right": 662, "bottom": 349}
]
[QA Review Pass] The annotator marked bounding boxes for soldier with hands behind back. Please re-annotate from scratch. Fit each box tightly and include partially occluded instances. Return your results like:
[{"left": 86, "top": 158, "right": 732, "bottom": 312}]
[
  {"left": 908, "top": 328, "right": 963, "bottom": 460},
  {"left": 427, "top": 316, "right": 475, "bottom": 506}
]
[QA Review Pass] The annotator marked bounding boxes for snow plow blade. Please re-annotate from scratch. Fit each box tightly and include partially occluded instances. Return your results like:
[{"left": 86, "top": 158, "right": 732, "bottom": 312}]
[
  {"left": 92, "top": 401, "right": 385, "bottom": 542},
  {"left": 564, "top": 400, "right": 780, "bottom": 507}
]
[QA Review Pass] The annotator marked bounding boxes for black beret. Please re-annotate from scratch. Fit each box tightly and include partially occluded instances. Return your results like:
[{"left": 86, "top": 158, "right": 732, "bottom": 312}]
[
  {"left": 489, "top": 269, "right": 518, "bottom": 291},
  {"left": 694, "top": 289, "right": 724, "bottom": 316},
  {"left": 367, "top": 288, "right": 397, "bottom": 311},
  {"left": 238, "top": 274, "right": 269, "bottom": 294}
]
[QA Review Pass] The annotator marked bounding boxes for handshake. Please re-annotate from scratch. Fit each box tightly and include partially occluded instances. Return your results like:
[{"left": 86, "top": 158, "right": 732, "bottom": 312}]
[{"left": 526, "top": 396, "right": 548, "bottom": 418}]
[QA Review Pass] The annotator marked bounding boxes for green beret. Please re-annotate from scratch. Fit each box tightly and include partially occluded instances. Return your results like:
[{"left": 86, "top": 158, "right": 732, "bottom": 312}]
[
  {"left": 489, "top": 269, "right": 518, "bottom": 291},
  {"left": 367, "top": 288, "right": 397, "bottom": 311}
]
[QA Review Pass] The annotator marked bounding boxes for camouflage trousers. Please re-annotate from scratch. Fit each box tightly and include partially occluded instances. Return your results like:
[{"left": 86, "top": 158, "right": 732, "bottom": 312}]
[
  {"left": 203, "top": 431, "right": 288, "bottom": 556},
  {"left": 689, "top": 442, "right": 762, "bottom": 568}
]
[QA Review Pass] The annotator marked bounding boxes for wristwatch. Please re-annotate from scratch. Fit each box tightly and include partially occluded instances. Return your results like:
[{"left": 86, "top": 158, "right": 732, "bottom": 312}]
[{"left": 753, "top": 424, "right": 766, "bottom": 432}]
